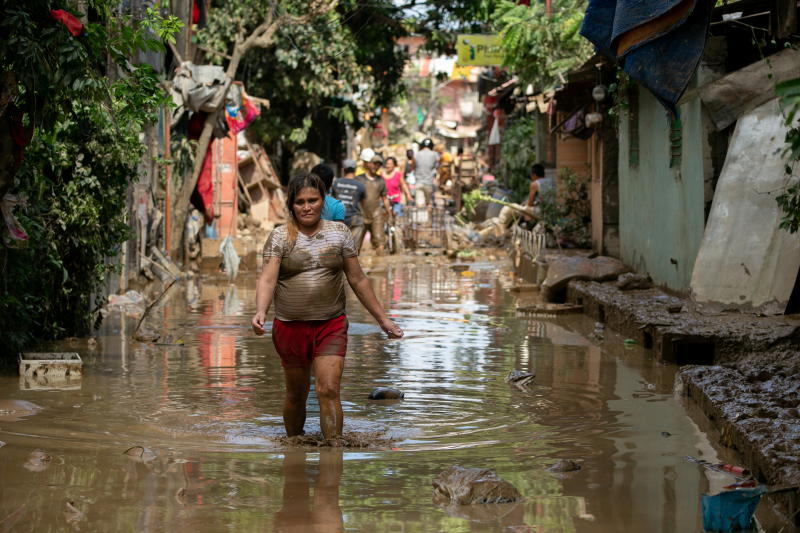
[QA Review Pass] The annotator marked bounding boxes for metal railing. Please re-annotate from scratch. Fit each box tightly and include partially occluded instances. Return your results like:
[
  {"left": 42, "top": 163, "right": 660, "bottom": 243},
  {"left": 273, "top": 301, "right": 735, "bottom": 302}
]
[
  {"left": 395, "top": 206, "right": 453, "bottom": 249},
  {"left": 512, "top": 225, "right": 546, "bottom": 260}
]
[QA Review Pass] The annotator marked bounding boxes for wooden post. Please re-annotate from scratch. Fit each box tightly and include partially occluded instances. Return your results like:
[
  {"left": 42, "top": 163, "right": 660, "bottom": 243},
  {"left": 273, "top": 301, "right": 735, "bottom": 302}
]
[
  {"left": 773, "top": 0, "right": 797, "bottom": 38},
  {"left": 164, "top": 106, "right": 172, "bottom": 254}
]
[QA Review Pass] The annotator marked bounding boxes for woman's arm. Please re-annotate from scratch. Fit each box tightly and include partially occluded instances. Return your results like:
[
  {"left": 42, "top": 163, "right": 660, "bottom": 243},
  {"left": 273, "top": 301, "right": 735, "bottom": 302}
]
[
  {"left": 251, "top": 257, "right": 281, "bottom": 334},
  {"left": 343, "top": 256, "right": 403, "bottom": 338}
]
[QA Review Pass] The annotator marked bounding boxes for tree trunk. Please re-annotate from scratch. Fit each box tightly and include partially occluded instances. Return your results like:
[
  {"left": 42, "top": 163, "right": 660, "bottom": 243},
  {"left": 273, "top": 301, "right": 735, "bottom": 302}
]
[{"left": 168, "top": 46, "right": 245, "bottom": 259}]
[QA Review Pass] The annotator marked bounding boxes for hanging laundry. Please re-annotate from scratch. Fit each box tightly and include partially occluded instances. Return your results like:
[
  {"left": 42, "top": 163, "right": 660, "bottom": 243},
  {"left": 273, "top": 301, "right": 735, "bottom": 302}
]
[{"left": 580, "top": 0, "right": 713, "bottom": 111}]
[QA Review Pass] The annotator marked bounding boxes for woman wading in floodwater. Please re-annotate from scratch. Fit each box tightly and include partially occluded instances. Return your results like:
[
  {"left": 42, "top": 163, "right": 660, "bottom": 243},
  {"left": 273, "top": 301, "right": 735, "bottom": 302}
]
[{"left": 252, "top": 173, "right": 403, "bottom": 440}]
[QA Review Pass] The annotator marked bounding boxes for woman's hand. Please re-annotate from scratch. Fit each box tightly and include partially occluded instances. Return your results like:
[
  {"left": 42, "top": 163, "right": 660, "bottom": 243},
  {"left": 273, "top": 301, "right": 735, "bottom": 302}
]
[
  {"left": 252, "top": 312, "right": 267, "bottom": 335},
  {"left": 380, "top": 318, "right": 404, "bottom": 339}
]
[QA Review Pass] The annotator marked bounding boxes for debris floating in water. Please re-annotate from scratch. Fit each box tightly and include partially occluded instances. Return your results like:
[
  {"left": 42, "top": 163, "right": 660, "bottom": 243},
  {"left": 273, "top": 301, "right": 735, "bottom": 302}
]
[
  {"left": 433, "top": 466, "right": 521, "bottom": 505},
  {"left": 505, "top": 370, "right": 534, "bottom": 389},
  {"left": 368, "top": 387, "right": 404, "bottom": 400}
]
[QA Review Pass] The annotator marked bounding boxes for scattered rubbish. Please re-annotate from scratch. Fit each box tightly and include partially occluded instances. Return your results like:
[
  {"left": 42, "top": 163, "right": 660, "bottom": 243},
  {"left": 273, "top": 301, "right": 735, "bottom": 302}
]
[
  {"left": 724, "top": 480, "right": 758, "bottom": 490},
  {"left": 368, "top": 387, "right": 405, "bottom": 400},
  {"left": 132, "top": 279, "right": 178, "bottom": 341},
  {"left": 616, "top": 272, "right": 654, "bottom": 291},
  {"left": 433, "top": 466, "right": 521, "bottom": 505},
  {"left": 450, "top": 264, "right": 471, "bottom": 273},
  {"left": 668, "top": 304, "right": 683, "bottom": 313},
  {"left": 220, "top": 236, "right": 241, "bottom": 280},
  {"left": 149, "top": 246, "right": 182, "bottom": 281},
  {"left": 154, "top": 335, "right": 184, "bottom": 346},
  {"left": 0, "top": 399, "right": 42, "bottom": 422},
  {"left": 19, "top": 352, "right": 82, "bottom": 390},
  {"left": 0, "top": 440, "right": 5, "bottom": 448},
  {"left": 63, "top": 500, "right": 85, "bottom": 524},
  {"left": 133, "top": 327, "right": 160, "bottom": 343},
  {"left": 123, "top": 445, "right": 157, "bottom": 464},
  {"left": 505, "top": 370, "right": 535, "bottom": 389},
  {"left": 456, "top": 250, "right": 476, "bottom": 262},
  {"left": 661, "top": 431, "right": 672, "bottom": 437},
  {"left": 684, "top": 456, "right": 751, "bottom": 480},
  {"left": 546, "top": 459, "right": 582, "bottom": 473},
  {"left": 591, "top": 322, "right": 605, "bottom": 340},
  {"left": 702, "top": 486, "right": 766, "bottom": 532},
  {"left": 106, "top": 290, "right": 146, "bottom": 315},
  {"left": 87, "top": 337, "right": 97, "bottom": 349},
  {"left": 460, "top": 270, "right": 475, "bottom": 277},
  {"left": 24, "top": 450, "right": 53, "bottom": 472},
  {"left": 509, "top": 283, "right": 539, "bottom": 293},
  {"left": 517, "top": 303, "right": 583, "bottom": 316},
  {"left": 719, "top": 463, "right": 751, "bottom": 477},
  {"left": 623, "top": 339, "right": 637, "bottom": 345}
]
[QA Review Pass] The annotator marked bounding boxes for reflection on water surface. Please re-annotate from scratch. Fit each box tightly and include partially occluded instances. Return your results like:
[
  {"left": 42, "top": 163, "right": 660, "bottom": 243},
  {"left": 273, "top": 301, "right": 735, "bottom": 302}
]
[{"left": 0, "top": 255, "right": 720, "bottom": 532}]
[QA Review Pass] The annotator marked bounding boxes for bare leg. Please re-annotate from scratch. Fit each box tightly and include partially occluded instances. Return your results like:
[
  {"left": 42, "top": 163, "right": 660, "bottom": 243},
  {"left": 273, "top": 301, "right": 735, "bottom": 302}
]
[
  {"left": 283, "top": 366, "right": 312, "bottom": 436},
  {"left": 312, "top": 356, "right": 345, "bottom": 440}
]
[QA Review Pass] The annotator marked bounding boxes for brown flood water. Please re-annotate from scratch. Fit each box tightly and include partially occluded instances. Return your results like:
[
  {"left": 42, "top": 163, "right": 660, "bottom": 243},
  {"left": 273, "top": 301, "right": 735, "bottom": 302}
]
[{"left": 0, "top": 254, "right": 730, "bottom": 532}]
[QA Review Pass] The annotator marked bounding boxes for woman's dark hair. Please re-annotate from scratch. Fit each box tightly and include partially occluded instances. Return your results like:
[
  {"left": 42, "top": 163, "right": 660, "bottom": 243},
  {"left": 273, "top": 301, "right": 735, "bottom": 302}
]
[
  {"left": 406, "top": 149, "right": 414, "bottom": 159},
  {"left": 286, "top": 173, "right": 326, "bottom": 244},
  {"left": 385, "top": 156, "right": 397, "bottom": 166},
  {"left": 311, "top": 163, "right": 335, "bottom": 191}
]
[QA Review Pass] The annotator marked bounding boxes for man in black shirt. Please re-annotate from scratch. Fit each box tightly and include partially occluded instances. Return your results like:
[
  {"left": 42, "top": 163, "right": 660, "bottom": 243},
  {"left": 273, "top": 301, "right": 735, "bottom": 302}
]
[{"left": 332, "top": 159, "right": 367, "bottom": 252}]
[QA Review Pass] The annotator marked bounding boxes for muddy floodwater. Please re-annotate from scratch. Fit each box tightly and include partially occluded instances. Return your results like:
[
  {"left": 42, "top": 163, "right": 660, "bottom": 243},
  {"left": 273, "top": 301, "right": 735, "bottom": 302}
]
[{"left": 1, "top": 254, "right": 733, "bottom": 532}]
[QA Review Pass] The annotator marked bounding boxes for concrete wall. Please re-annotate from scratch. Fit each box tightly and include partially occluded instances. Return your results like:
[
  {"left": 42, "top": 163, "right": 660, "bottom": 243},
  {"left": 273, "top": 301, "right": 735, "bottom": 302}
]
[{"left": 618, "top": 86, "right": 707, "bottom": 292}]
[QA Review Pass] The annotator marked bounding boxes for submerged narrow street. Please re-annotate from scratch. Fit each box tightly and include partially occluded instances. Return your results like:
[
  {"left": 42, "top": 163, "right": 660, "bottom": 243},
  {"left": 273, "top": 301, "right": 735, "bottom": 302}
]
[{"left": 0, "top": 253, "right": 736, "bottom": 531}]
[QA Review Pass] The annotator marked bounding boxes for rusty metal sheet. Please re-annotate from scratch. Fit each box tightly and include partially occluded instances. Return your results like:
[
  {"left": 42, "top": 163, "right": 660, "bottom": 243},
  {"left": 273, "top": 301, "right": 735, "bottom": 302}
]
[{"left": 690, "top": 98, "right": 800, "bottom": 314}]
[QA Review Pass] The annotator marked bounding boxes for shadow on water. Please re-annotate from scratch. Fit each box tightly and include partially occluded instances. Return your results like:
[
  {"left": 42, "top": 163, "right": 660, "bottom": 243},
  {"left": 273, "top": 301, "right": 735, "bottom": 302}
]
[{"left": 0, "top": 253, "right": 730, "bottom": 531}]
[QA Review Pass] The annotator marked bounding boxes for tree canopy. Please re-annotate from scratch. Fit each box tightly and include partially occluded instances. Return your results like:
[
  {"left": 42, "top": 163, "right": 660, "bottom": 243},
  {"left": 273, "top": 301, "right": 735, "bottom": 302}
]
[{"left": 197, "top": 0, "right": 408, "bottom": 145}]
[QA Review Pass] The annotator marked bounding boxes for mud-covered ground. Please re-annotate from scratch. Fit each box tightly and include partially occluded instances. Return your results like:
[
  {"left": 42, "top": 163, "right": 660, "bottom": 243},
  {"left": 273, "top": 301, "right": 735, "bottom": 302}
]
[{"left": 565, "top": 278, "right": 800, "bottom": 526}]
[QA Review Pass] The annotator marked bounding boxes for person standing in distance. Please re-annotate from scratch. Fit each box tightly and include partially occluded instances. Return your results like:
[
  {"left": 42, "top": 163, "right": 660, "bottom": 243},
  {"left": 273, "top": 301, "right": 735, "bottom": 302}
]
[
  {"left": 355, "top": 150, "right": 391, "bottom": 255},
  {"left": 381, "top": 156, "right": 412, "bottom": 218},
  {"left": 311, "top": 163, "right": 345, "bottom": 223},
  {"left": 332, "top": 159, "right": 367, "bottom": 251},
  {"left": 413, "top": 138, "right": 439, "bottom": 207},
  {"left": 252, "top": 173, "right": 403, "bottom": 440}
]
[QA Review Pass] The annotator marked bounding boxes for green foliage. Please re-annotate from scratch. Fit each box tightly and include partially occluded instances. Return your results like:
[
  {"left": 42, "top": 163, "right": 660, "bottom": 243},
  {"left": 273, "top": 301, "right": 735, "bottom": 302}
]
[
  {"left": 498, "top": 116, "right": 539, "bottom": 202},
  {"left": 0, "top": 1, "right": 181, "bottom": 356},
  {"left": 776, "top": 77, "right": 800, "bottom": 233},
  {"left": 408, "top": 0, "right": 499, "bottom": 53},
  {"left": 199, "top": 0, "right": 406, "bottom": 146},
  {"left": 493, "top": 0, "right": 593, "bottom": 89},
  {"left": 539, "top": 168, "right": 591, "bottom": 247},
  {"left": 606, "top": 69, "right": 632, "bottom": 122}
]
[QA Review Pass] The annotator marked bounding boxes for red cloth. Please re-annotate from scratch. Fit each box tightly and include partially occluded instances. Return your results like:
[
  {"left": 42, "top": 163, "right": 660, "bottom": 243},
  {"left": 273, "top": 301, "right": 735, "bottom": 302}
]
[
  {"left": 272, "top": 315, "right": 348, "bottom": 368},
  {"left": 225, "top": 93, "right": 260, "bottom": 134},
  {"left": 196, "top": 148, "right": 214, "bottom": 221},
  {"left": 50, "top": 9, "right": 83, "bottom": 37}
]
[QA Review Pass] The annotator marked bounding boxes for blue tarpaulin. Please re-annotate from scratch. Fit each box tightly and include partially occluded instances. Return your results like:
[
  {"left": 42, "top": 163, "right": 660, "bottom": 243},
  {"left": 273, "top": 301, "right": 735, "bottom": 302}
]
[{"left": 580, "top": 0, "right": 713, "bottom": 111}]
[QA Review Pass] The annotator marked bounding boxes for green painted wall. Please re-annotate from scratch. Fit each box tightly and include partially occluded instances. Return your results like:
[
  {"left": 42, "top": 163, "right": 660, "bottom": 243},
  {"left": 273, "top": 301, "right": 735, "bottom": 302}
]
[{"left": 618, "top": 86, "right": 706, "bottom": 292}]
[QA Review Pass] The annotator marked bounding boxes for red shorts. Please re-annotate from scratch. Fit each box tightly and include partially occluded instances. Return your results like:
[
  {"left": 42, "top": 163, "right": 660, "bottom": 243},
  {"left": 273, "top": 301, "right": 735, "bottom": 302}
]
[{"left": 272, "top": 315, "right": 348, "bottom": 368}]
